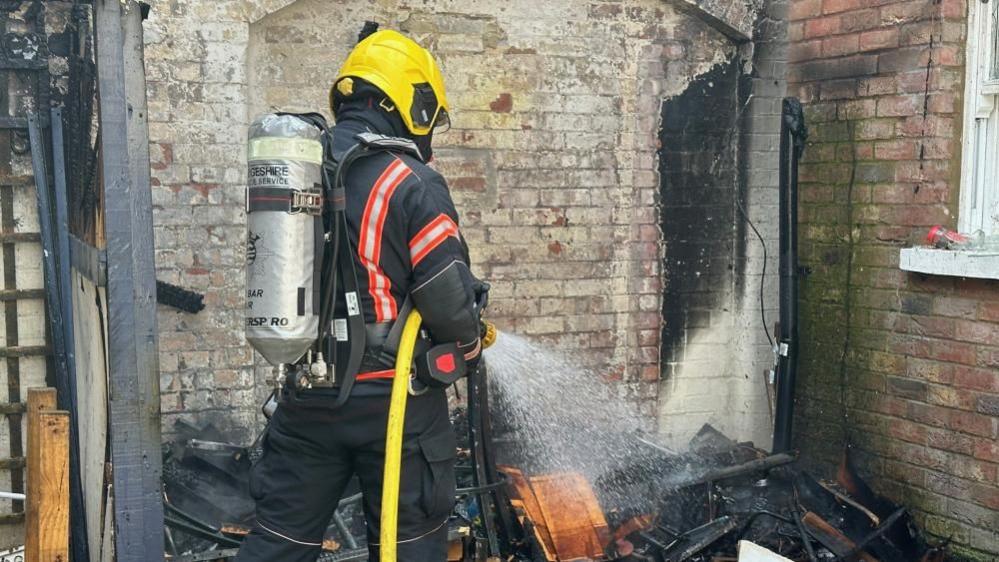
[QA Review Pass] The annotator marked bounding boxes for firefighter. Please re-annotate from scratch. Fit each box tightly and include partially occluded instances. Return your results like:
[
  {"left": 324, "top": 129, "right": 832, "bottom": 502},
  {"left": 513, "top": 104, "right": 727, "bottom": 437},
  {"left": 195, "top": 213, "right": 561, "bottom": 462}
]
[{"left": 235, "top": 27, "right": 484, "bottom": 562}]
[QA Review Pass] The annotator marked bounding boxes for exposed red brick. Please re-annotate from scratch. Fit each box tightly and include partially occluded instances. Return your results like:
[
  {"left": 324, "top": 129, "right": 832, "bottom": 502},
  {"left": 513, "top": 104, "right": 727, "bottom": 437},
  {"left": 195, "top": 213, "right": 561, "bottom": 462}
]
[
  {"left": 950, "top": 411, "right": 994, "bottom": 437},
  {"left": 889, "top": 419, "right": 928, "bottom": 443},
  {"left": 489, "top": 93, "right": 513, "bottom": 113},
  {"left": 927, "top": 92, "right": 957, "bottom": 113},
  {"left": 953, "top": 365, "right": 999, "bottom": 392},
  {"left": 823, "top": 33, "right": 860, "bottom": 56},
  {"left": 859, "top": 28, "right": 899, "bottom": 51},
  {"left": 877, "top": 94, "right": 922, "bottom": 117},
  {"left": 791, "top": 0, "right": 823, "bottom": 20},
  {"left": 450, "top": 177, "right": 487, "bottom": 192},
  {"left": 190, "top": 183, "right": 219, "bottom": 198},
  {"left": 974, "top": 441, "right": 999, "bottom": 463},
  {"left": 822, "top": 0, "right": 865, "bottom": 14},
  {"left": 980, "top": 302, "right": 999, "bottom": 323},
  {"left": 790, "top": 39, "right": 824, "bottom": 62},
  {"left": 874, "top": 139, "right": 919, "bottom": 160},
  {"left": 840, "top": 8, "right": 883, "bottom": 32},
  {"left": 805, "top": 15, "right": 842, "bottom": 38},
  {"left": 940, "top": 0, "right": 967, "bottom": 20}
]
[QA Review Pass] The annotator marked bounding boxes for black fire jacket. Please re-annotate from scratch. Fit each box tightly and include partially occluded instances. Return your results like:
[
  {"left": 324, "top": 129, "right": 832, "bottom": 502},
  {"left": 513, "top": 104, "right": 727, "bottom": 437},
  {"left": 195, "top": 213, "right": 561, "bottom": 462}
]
[{"left": 329, "top": 105, "right": 482, "bottom": 388}]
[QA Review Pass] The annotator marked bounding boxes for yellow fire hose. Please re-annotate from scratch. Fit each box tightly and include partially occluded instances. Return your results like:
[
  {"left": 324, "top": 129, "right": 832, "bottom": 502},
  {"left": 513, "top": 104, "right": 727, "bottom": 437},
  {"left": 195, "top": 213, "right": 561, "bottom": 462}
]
[
  {"left": 380, "top": 310, "right": 423, "bottom": 562},
  {"left": 380, "top": 314, "right": 498, "bottom": 561}
]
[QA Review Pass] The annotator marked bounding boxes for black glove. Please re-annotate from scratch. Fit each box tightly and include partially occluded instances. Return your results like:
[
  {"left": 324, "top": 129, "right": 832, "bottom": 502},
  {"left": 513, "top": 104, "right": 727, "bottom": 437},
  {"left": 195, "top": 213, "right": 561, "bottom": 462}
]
[{"left": 473, "top": 280, "right": 490, "bottom": 314}]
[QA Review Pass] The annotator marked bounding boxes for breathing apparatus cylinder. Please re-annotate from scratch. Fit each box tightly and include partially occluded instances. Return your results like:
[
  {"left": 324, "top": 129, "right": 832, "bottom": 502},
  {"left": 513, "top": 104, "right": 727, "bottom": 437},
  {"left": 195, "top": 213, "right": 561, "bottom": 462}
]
[{"left": 245, "top": 114, "right": 324, "bottom": 368}]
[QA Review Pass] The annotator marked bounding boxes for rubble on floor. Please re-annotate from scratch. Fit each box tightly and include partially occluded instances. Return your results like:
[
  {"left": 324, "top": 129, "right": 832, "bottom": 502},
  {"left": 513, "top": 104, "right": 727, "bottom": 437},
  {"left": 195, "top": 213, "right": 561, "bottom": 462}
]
[{"left": 161, "top": 417, "right": 950, "bottom": 561}]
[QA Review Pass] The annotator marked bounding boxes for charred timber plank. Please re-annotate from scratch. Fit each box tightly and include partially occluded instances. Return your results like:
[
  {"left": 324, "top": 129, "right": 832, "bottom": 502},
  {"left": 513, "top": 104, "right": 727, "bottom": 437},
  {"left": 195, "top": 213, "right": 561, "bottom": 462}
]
[
  {"left": 95, "top": 1, "right": 165, "bottom": 560},
  {"left": 0, "top": 345, "right": 51, "bottom": 358},
  {"left": 682, "top": 453, "right": 796, "bottom": 488},
  {"left": 53, "top": 104, "right": 90, "bottom": 562},
  {"left": 801, "top": 512, "right": 878, "bottom": 562},
  {"left": 0, "top": 401, "right": 26, "bottom": 415},
  {"left": 0, "top": 513, "right": 25, "bottom": 525},
  {"left": 0, "top": 288, "right": 45, "bottom": 301},
  {"left": 28, "top": 114, "right": 72, "bottom": 412},
  {"left": 70, "top": 233, "right": 107, "bottom": 287},
  {"left": 0, "top": 457, "right": 26, "bottom": 470},
  {"left": 840, "top": 507, "right": 907, "bottom": 561},
  {"left": 816, "top": 479, "right": 880, "bottom": 526},
  {"left": 0, "top": 175, "right": 35, "bottom": 186},
  {"left": 661, "top": 516, "right": 740, "bottom": 561},
  {"left": 0, "top": 232, "right": 40, "bottom": 243},
  {"left": 168, "top": 549, "right": 241, "bottom": 562}
]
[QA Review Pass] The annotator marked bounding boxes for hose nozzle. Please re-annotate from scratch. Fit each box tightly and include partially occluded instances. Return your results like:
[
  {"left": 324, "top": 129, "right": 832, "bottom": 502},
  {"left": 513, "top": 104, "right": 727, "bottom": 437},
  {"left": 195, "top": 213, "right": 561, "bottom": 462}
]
[{"left": 480, "top": 320, "right": 498, "bottom": 349}]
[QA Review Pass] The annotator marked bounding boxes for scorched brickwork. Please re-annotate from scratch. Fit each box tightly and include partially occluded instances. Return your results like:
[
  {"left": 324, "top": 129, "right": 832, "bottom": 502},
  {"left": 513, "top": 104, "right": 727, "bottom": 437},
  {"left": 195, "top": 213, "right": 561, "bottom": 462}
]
[{"left": 788, "top": 0, "right": 999, "bottom": 557}]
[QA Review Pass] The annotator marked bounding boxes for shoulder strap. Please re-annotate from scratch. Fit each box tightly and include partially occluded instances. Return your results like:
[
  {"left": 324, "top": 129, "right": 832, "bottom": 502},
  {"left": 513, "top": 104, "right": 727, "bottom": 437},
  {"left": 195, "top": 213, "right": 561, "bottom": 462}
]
[{"left": 354, "top": 132, "right": 424, "bottom": 161}]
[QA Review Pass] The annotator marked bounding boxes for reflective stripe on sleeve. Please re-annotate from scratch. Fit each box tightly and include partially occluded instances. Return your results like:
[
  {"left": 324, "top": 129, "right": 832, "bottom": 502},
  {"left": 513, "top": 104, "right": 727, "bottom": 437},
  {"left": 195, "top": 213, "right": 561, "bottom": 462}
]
[{"left": 409, "top": 213, "right": 460, "bottom": 267}]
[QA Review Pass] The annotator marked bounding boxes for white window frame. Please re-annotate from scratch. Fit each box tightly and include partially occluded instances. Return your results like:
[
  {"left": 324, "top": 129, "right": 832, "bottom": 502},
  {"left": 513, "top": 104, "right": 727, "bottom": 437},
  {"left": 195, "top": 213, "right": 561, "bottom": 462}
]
[{"left": 959, "top": 0, "right": 999, "bottom": 236}]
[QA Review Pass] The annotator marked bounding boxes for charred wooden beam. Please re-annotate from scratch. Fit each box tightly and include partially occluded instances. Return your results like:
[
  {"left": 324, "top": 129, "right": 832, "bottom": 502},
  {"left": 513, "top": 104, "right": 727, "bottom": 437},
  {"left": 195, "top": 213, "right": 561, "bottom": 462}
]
[
  {"left": 680, "top": 453, "right": 796, "bottom": 488},
  {"left": 801, "top": 512, "right": 878, "bottom": 562}
]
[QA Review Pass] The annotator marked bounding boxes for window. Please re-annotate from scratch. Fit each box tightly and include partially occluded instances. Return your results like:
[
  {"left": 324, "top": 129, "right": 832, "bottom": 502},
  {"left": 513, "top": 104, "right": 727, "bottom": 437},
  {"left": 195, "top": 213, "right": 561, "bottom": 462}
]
[{"left": 959, "top": 0, "right": 999, "bottom": 235}]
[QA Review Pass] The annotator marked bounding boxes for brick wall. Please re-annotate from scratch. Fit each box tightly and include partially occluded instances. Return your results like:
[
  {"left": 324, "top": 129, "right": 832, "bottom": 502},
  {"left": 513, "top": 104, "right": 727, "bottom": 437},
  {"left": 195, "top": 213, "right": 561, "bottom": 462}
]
[
  {"left": 143, "top": 0, "right": 776, "bottom": 444},
  {"left": 788, "top": 0, "right": 999, "bottom": 557}
]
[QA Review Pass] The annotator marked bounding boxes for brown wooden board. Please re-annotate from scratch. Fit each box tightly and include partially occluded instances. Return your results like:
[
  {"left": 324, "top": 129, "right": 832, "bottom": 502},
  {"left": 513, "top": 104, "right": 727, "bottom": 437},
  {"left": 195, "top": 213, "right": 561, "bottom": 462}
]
[
  {"left": 530, "top": 473, "right": 608, "bottom": 561},
  {"left": 24, "top": 388, "right": 56, "bottom": 561},
  {"left": 501, "top": 467, "right": 557, "bottom": 561},
  {"left": 25, "top": 388, "right": 69, "bottom": 562}
]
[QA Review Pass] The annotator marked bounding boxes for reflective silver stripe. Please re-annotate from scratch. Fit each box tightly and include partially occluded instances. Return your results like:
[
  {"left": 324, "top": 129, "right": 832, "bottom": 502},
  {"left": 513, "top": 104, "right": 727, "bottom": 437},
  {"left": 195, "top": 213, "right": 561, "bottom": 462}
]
[
  {"left": 257, "top": 519, "right": 323, "bottom": 546},
  {"left": 368, "top": 516, "right": 448, "bottom": 546},
  {"left": 411, "top": 259, "right": 467, "bottom": 294},
  {"left": 461, "top": 338, "right": 481, "bottom": 361}
]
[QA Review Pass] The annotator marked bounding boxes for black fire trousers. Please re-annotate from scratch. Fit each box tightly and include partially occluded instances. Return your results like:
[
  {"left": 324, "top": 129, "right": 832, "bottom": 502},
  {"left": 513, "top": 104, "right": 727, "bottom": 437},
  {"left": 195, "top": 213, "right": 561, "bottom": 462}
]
[{"left": 234, "top": 388, "right": 457, "bottom": 562}]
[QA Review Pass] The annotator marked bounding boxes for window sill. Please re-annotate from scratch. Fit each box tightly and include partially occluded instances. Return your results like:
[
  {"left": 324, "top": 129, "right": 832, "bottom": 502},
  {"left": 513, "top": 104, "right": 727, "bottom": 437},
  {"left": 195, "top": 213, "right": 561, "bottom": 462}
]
[{"left": 899, "top": 247, "right": 999, "bottom": 280}]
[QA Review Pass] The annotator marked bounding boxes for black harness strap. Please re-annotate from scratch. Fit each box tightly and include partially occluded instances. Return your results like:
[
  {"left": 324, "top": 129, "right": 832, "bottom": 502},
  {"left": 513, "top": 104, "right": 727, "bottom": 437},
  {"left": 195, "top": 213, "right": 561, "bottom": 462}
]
[{"left": 328, "top": 180, "right": 365, "bottom": 408}]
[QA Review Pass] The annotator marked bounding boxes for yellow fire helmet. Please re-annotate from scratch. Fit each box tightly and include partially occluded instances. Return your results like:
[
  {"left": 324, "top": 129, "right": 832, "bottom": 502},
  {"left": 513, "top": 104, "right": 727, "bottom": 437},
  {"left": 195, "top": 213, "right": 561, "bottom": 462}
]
[{"left": 331, "top": 29, "right": 450, "bottom": 137}]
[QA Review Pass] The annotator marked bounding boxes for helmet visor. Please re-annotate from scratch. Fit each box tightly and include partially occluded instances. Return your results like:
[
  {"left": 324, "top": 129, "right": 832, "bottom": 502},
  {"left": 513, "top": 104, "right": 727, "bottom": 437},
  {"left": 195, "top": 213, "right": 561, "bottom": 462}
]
[{"left": 433, "top": 108, "right": 450, "bottom": 132}]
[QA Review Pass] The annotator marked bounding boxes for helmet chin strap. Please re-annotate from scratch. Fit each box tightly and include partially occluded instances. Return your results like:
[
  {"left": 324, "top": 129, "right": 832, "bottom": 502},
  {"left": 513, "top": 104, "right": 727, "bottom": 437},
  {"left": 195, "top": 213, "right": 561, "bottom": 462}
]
[{"left": 413, "top": 132, "right": 433, "bottom": 163}]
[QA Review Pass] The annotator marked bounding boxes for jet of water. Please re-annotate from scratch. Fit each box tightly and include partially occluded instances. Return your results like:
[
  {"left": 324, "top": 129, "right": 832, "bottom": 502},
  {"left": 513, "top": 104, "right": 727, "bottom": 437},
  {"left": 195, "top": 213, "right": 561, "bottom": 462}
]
[{"left": 484, "top": 332, "right": 679, "bottom": 509}]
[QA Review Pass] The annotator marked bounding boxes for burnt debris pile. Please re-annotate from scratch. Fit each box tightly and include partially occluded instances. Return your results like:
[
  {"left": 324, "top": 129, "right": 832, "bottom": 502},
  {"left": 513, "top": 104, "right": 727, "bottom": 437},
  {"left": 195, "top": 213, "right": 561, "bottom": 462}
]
[
  {"left": 558, "top": 424, "right": 950, "bottom": 562},
  {"left": 159, "top": 418, "right": 950, "bottom": 562}
]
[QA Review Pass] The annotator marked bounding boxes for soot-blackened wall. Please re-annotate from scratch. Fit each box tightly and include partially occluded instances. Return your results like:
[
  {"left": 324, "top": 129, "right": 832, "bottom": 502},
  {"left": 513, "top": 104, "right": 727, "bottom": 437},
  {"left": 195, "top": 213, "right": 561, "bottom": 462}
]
[
  {"left": 657, "top": 56, "right": 774, "bottom": 446},
  {"left": 660, "top": 58, "right": 744, "bottom": 364}
]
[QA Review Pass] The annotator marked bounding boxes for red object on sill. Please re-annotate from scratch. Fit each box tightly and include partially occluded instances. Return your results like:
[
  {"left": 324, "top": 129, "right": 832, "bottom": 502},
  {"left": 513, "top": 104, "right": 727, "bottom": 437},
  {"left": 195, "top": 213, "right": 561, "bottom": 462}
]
[{"left": 926, "top": 225, "right": 970, "bottom": 249}]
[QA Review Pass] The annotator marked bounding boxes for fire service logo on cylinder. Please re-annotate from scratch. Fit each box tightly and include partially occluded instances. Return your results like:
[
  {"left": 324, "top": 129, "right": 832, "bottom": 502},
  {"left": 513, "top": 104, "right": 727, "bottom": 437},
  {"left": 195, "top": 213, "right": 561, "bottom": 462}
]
[{"left": 247, "top": 232, "right": 261, "bottom": 266}]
